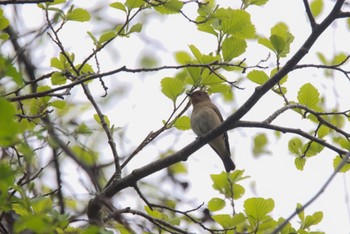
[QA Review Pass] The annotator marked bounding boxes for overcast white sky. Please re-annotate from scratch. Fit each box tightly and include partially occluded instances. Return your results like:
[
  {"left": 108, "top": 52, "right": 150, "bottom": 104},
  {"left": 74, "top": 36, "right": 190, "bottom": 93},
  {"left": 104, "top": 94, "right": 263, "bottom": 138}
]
[{"left": 4, "top": 0, "right": 350, "bottom": 233}]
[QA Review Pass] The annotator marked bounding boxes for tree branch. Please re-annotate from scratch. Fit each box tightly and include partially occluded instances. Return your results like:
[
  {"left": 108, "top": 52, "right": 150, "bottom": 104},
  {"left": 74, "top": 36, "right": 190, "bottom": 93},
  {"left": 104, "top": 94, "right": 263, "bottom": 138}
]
[
  {"left": 87, "top": 0, "right": 347, "bottom": 225},
  {"left": 271, "top": 150, "right": 350, "bottom": 234}
]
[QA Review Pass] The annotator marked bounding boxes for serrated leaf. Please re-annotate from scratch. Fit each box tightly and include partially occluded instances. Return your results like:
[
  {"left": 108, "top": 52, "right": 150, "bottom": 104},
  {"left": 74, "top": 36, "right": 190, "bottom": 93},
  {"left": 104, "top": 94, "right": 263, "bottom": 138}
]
[
  {"left": 244, "top": 197, "right": 274, "bottom": 222},
  {"left": 211, "top": 170, "right": 247, "bottom": 199},
  {"left": 208, "top": 197, "right": 225, "bottom": 212},
  {"left": 32, "top": 197, "right": 53, "bottom": 214},
  {"left": 294, "top": 157, "right": 306, "bottom": 171},
  {"left": 174, "top": 116, "right": 190, "bottom": 130},
  {"left": 310, "top": 0, "right": 323, "bottom": 18},
  {"left": 333, "top": 155, "right": 350, "bottom": 173},
  {"left": 222, "top": 37, "right": 247, "bottom": 61},
  {"left": 51, "top": 72, "right": 67, "bottom": 85},
  {"left": 110, "top": 2, "right": 126, "bottom": 12},
  {"left": 297, "top": 83, "right": 320, "bottom": 108},
  {"left": 212, "top": 213, "right": 246, "bottom": 229},
  {"left": 161, "top": 77, "right": 185, "bottom": 103},
  {"left": 67, "top": 8, "right": 90, "bottom": 22},
  {"left": 154, "top": 0, "right": 184, "bottom": 14},
  {"left": 247, "top": 70, "right": 269, "bottom": 85},
  {"left": 125, "top": 0, "right": 144, "bottom": 9},
  {"left": 216, "top": 9, "right": 255, "bottom": 38}
]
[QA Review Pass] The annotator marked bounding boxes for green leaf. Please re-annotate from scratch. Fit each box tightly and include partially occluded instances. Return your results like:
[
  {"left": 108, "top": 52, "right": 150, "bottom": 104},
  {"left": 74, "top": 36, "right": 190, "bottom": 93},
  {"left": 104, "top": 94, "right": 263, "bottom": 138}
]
[
  {"left": 253, "top": 133, "right": 269, "bottom": 157},
  {"left": 67, "top": 8, "right": 90, "bottom": 22},
  {"left": 211, "top": 170, "right": 247, "bottom": 199},
  {"left": 32, "top": 197, "right": 53, "bottom": 214},
  {"left": 259, "top": 22, "right": 294, "bottom": 57},
  {"left": 333, "top": 155, "right": 350, "bottom": 173},
  {"left": 294, "top": 157, "right": 306, "bottom": 171},
  {"left": 302, "top": 141, "right": 324, "bottom": 157},
  {"left": 50, "top": 57, "right": 65, "bottom": 70},
  {"left": 212, "top": 213, "right": 245, "bottom": 229},
  {"left": 99, "top": 31, "right": 116, "bottom": 44},
  {"left": 0, "top": 10, "right": 9, "bottom": 31},
  {"left": 302, "top": 211, "right": 323, "bottom": 229},
  {"left": 51, "top": 72, "right": 67, "bottom": 85},
  {"left": 216, "top": 8, "right": 255, "bottom": 38},
  {"left": 125, "top": 0, "right": 144, "bottom": 9},
  {"left": 72, "top": 145, "right": 98, "bottom": 165},
  {"left": 0, "top": 98, "right": 19, "bottom": 146},
  {"left": 244, "top": 197, "right": 274, "bottom": 223},
  {"left": 129, "top": 23, "right": 142, "bottom": 33},
  {"left": 242, "top": 0, "right": 269, "bottom": 9},
  {"left": 297, "top": 83, "right": 320, "bottom": 108},
  {"left": 188, "top": 44, "right": 203, "bottom": 62},
  {"left": 169, "top": 162, "right": 187, "bottom": 175},
  {"left": 186, "top": 66, "right": 201, "bottom": 84},
  {"left": 297, "top": 203, "right": 305, "bottom": 222},
  {"left": 247, "top": 70, "right": 269, "bottom": 85},
  {"left": 201, "top": 69, "right": 223, "bottom": 85},
  {"left": 222, "top": 37, "right": 247, "bottom": 61},
  {"left": 161, "top": 77, "right": 185, "bottom": 103},
  {"left": 93, "top": 114, "right": 110, "bottom": 128},
  {"left": 175, "top": 51, "right": 192, "bottom": 65},
  {"left": 317, "top": 125, "right": 329, "bottom": 138},
  {"left": 50, "top": 100, "right": 66, "bottom": 109},
  {"left": 154, "top": 0, "right": 184, "bottom": 14},
  {"left": 208, "top": 197, "right": 225, "bottom": 212},
  {"left": 173, "top": 116, "right": 190, "bottom": 130},
  {"left": 110, "top": 2, "right": 127, "bottom": 12},
  {"left": 310, "top": 0, "right": 323, "bottom": 18}
]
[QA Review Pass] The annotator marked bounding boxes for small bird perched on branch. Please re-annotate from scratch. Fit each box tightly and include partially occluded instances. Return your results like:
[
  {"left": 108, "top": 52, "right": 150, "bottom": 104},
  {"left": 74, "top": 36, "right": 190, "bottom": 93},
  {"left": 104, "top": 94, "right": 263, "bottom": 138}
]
[{"left": 188, "top": 90, "right": 235, "bottom": 172}]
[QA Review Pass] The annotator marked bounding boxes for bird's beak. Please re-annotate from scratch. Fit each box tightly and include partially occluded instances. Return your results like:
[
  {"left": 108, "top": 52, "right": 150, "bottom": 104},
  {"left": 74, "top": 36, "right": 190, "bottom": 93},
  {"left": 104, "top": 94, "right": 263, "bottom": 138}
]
[{"left": 186, "top": 91, "right": 193, "bottom": 96}]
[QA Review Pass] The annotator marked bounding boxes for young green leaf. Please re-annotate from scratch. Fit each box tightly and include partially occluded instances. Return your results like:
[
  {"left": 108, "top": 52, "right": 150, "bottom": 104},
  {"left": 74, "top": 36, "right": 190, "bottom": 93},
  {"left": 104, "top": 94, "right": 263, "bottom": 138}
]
[
  {"left": 110, "top": 2, "right": 127, "bottom": 12},
  {"left": 333, "top": 155, "right": 350, "bottom": 173},
  {"left": 297, "top": 83, "right": 320, "bottom": 108},
  {"left": 188, "top": 44, "right": 203, "bottom": 62},
  {"left": 154, "top": 0, "right": 184, "bottom": 14},
  {"left": 125, "top": 0, "right": 144, "bottom": 10},
  {"left": 216, "top": 9, "right": 255, "bottom": 38},
  {"left": 67, "top": 8, "right": 90, "bottom": 22},
  {"left": 310, "top": 0, "right": 324, "bottom": 18},
  {"left": 294, "top": 157, "right": 306, "bottom": 171},
  {"left": 244, "top": 197, "right": 274, "bottom": 226},
  {"left": 301, "top": 211, "right": 323, "bottom": 229},
  {"left": 173, "top": 116, "right": 190, "bottom": 130},
  {"left": 247, "top": 70, "right": 269, "bottom": 85},
  {"left": 207, "top": 197, "right": 226, "bottom": 212},
  {"left": 0, "top": 98, "right": 19, "bottom": 146},
  {"left": 253, "top": 133, "right": 269, "bottom": 157},
  {"left": 129, "top": 23, "right": 142, "bottom": 33},
  {"left": 222, "top": 37, "right": 247, "bottom": 61},
  {"left": 161, "top": 77, "right": 185, "bottom": 103},
  {"left": 51, "top": 72, "right": 67, "bottom": 85}
]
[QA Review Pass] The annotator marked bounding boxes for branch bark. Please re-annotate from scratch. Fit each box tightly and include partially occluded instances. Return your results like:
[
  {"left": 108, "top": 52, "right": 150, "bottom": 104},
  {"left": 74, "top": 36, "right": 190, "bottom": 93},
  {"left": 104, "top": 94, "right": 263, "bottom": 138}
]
[{"left": 86, "top": 0, "right": 346, "bottom": 225}]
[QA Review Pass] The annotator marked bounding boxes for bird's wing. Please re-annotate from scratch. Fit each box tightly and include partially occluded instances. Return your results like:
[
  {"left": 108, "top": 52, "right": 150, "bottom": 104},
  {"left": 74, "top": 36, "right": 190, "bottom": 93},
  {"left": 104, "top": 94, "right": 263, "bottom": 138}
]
[{"left": 211, "top": 104, "right": 231, "bottom": 156}]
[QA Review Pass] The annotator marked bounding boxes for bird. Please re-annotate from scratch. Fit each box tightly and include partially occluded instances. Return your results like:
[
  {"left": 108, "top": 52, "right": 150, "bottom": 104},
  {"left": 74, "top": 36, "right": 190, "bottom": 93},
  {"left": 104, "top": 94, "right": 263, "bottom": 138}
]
[{"left": 188, "top": 90, "right": 235, "bottom": 172}]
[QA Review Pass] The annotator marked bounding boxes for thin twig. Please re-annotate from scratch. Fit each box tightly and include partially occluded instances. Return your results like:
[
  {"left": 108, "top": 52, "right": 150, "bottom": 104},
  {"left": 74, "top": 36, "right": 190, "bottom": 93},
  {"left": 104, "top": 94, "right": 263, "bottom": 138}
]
[{"left": 271, "top": 151, "right": 350, "bottom": 234}]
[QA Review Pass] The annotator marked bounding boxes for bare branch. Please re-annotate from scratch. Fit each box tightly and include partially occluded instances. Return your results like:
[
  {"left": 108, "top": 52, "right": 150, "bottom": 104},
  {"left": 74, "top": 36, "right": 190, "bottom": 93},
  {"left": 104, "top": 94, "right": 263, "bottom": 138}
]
[{"left": 302, "top": 0, "right": 317, "bottom": 29}]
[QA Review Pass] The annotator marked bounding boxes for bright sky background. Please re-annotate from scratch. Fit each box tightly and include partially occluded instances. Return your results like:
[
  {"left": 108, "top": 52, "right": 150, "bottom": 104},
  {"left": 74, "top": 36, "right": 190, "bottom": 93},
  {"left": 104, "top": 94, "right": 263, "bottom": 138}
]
[{"left": 3, "top": 0, "right": 350, "bottom": 233}]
